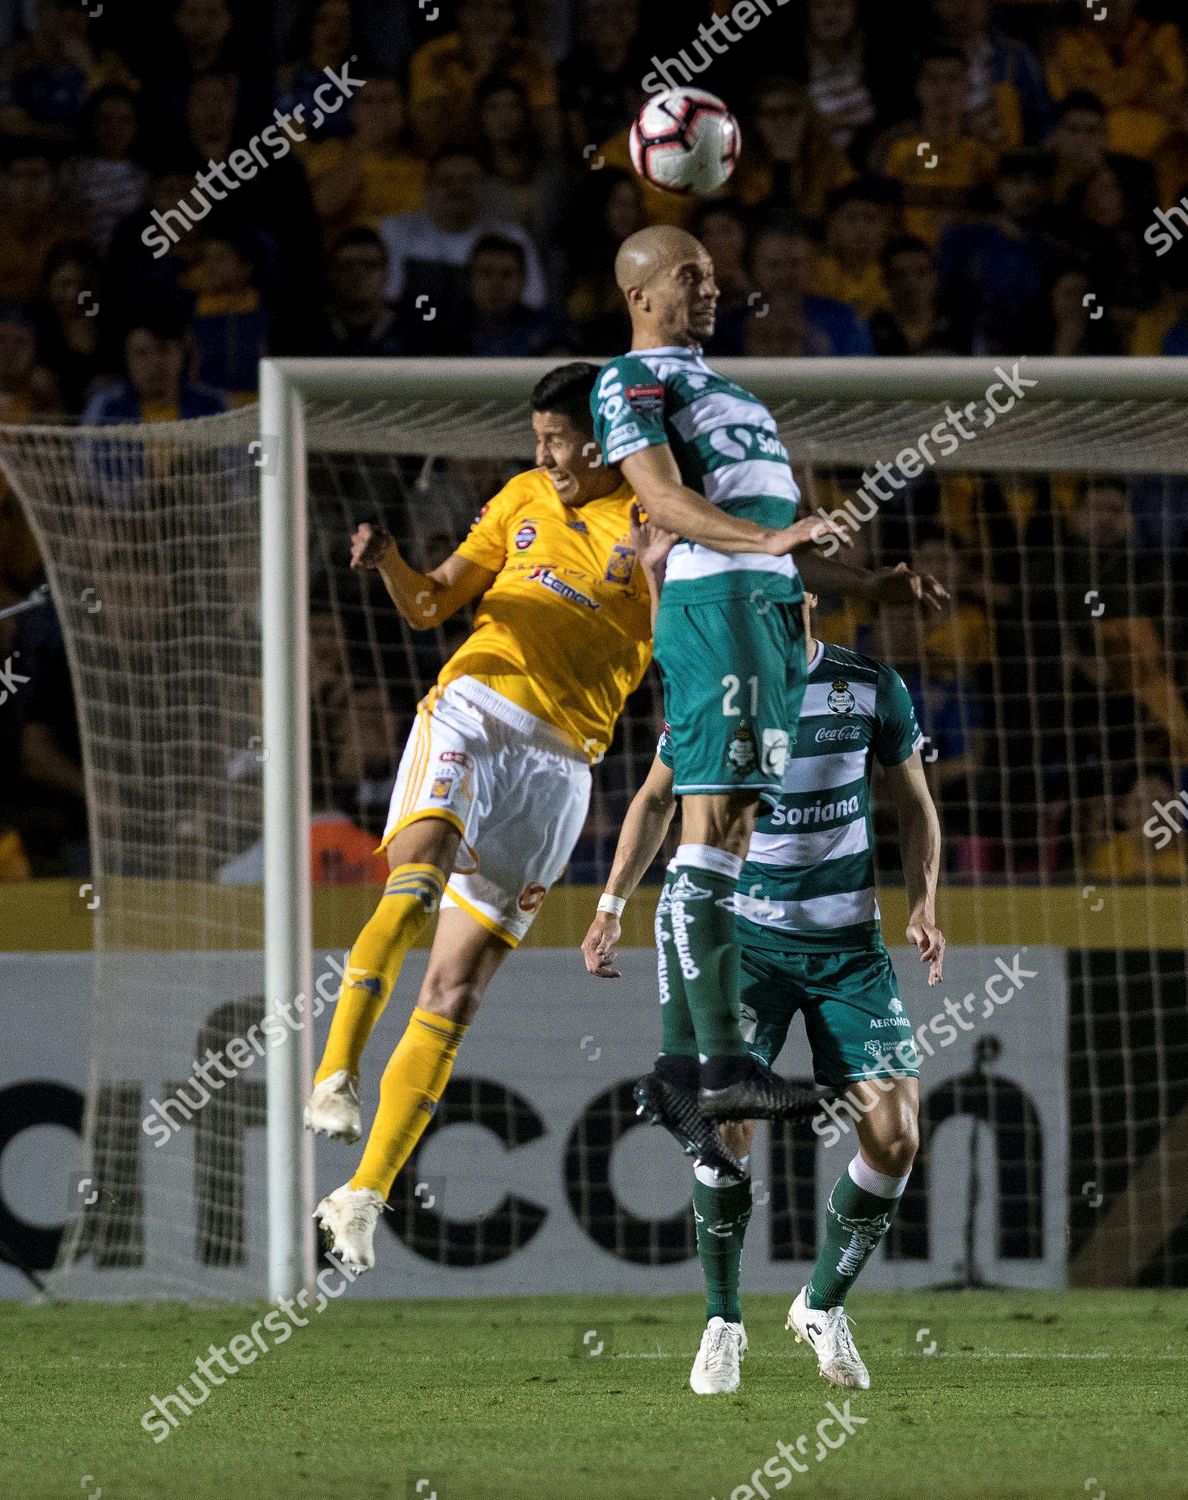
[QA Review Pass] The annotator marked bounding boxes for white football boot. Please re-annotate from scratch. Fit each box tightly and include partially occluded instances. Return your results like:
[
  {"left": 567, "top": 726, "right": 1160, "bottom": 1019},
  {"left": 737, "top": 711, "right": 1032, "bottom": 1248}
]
[
  {"left": 314, "top": 1183, "right": 385, "bottom": 1272},
  {"left": 786, "top": 1287, "right": 871, "bottom": 1390},
  {"left": 304, "top": 1070, "right": 362, "bottom": 1142},
  {"left": 689, "top": 1316, "right": 748, "bottom": 1394}
]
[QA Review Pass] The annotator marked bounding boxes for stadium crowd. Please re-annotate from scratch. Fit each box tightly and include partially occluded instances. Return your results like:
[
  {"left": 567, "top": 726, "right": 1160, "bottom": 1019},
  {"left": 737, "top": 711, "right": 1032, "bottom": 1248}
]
[{"left": 2, "top": 0, "right": 1188, "bottom": 884}]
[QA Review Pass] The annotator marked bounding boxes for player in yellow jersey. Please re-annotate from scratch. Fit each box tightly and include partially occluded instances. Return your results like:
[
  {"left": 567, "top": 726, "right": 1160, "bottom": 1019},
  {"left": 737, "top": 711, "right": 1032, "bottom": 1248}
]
[{"left": 311, "top": 362, "right": 669, "bottom": 1270}]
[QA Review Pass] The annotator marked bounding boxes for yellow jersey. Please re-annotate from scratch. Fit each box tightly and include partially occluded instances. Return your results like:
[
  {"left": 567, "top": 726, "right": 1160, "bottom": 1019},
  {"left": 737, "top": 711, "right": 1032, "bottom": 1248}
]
[{"left": 440, "top": 469, "right": 652, "bottom": 760}]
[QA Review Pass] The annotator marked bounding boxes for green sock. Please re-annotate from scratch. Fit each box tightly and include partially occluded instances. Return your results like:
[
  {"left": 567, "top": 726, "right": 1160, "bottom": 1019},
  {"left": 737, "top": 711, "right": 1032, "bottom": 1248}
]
[
  {"left": 655, "top": 866, "right": 697, "bottom": 1058},
  {"left": 669, "top": 849, "right": 745, "bottom": 1059},
  {"left": 807, "top": 1158, "right": 907, "bottom": 1309},
  {"left": 693, "top": 1169, "right": 752, "bottom": 1324}
]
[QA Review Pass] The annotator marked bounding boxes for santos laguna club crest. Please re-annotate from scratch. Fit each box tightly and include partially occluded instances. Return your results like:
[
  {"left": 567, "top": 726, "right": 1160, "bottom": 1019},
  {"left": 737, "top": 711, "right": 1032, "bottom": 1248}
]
[
  {"left": 727, "top": 721, "right": 758, "bottom": 776},
  {"left": 827, "top": 678, "right": 856, "bottom": 714}
]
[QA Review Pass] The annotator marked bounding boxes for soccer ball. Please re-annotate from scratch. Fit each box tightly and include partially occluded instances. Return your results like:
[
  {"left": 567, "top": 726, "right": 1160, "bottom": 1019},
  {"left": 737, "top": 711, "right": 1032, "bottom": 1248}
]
[{"left": 628, "top": 88, "right": 741, "bottom": 195}]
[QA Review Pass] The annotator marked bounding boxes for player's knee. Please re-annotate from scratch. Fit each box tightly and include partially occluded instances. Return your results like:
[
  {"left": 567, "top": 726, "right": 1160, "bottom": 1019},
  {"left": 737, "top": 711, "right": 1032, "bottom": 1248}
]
[
  {"left": 865, "top": 1117, "right": 919, "bottom": 1178},
  {"left": 418, "top": 972, "right": 485, "bottom": 1024}
]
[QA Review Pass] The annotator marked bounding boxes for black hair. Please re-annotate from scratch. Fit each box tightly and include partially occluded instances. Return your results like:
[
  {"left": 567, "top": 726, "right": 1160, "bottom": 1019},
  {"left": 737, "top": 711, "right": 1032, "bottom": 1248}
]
[
  {"left": 1056, "top": 89, "right": 1107, "bottom": 120},
  {"left": 330, "top": 226, "right": 387, "bottom": 258},
  {"left": 880, "top": 233, "right": 934, "bottom": 269},
  {"left": 530, "top": 362, "right": 600, "bottom": 431},
  {"left": 916, "top": 44, "right": 966, "bottom": 70},
  {"left": 469, "top": 233, "right": 527, "bottom": 275}
]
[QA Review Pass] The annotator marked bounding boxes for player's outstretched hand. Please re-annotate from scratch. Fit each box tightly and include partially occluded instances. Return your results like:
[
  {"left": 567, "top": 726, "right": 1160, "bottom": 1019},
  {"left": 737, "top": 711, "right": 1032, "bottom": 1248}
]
[
  {"left": 629, "top": 500, "right": 678, "bottom": 574},
  {"left": 581, "top": 911, "right": 622, "bottom": 979},
  {"left": 907, "top": 917, "right": 945, "bottom": 986},
  {"left": 350, "top": 521, "right": 395, "bottom": 570},
  {"left": 764, "top": 514, "right": 852, "bottom": 556},
  {"left": 873, "top": 561, "right": 949, "bottom": 611}
]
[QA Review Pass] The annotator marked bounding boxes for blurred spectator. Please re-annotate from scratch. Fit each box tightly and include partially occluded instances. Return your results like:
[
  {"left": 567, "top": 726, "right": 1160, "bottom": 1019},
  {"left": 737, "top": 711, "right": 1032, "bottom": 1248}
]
[
  {"left": 1043, "top": 264, "right": 1126, "bottom": 357},
  {"left": 937, "top": 150, "right": 1063, "bottom": 355},
  {"left": 0, "top": 0, "right": 131, "bottom": 143},
  {"left": 60, "top": 84, "right": 148, "bottom": 252},
  {"left": 722, "top": 224, "right": 872, "bottom": 356},
  {"left": 306, "top": 73, "right": 426, "bottom": 242},
  {"left": 810, "top": 176, "right": 898, "bottom": 319},
  {"left": 1047, "top": 0, "right": 1187, "bottom": 162},
  {"left": 475, "top": 75, "right": 565, "bottom": 249},
  {"left": 1088, "top": 771, "right": 1188, "bottom": 881},
  {"left": 35, "top": 241, "right": 109, "bottom": 412},
  {"left": 691, "top": 200, "right": 752, "bottom": 328},
  {"left": 734, "top": 77, "right": 854, "bottom": 220},
  {"left": 378, "top": 147, "right": 547, "bottom": 310},
  {"left": 275, "top": 0, "right": 361, "bottom": 143},
  {"left": 1131, "top": 247, "right": 1188, "bottom": 356},
  {"left": 462, "top": 233, "right": 564, "bottom": 356},
  {"left": 564, "top": 167, "right": 642, "bottom": 352},
  {"left": 0, "top": 301, "right": 58, "bottom": 417},
  {"left": 558, "top": 0, "right": 644, "bottom": 158},
  {"left": 1057, "top": 479, "right": 1188, "bottom": 765},
  {"left": 869, "top": 234, "right": 960, "bottom": 354},
  {"left": 0, "top": 143, "right": 79, "bottom": 302},
  {"left": 408, "top": 0, "right": 560, "bottom": 155},
  {"left": 317, "top": 227, "right": 404, "bottom": 357},
  {"left": 0, "top": 822, "right": 31, "bottom": 880},
  {"left": 188, "top": 230, "right": 268, "bottom": 404},
  {"left": 802, "top": 0, "right": 906, "bottom": 157},
  {"left": 145, "top": 0, "right": 243, "bottom": 133},
  {"left": 926, "top": 0, "right": 1050, "bottom": 148},
  {"left": 82, "top": 304, "right": 226, "bottom": 423},
  {"left": 1044, "top": 89, "right": 1157, "bottom": 219},
  {"left": 875, "top": 47, "right": 998, "bottom": 244}
]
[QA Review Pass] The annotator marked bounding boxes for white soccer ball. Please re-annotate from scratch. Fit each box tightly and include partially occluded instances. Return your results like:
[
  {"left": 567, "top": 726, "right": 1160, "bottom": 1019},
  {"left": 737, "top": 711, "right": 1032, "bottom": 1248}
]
[{"left": 628, "top": 88, "right": 741, "bottom": 195}]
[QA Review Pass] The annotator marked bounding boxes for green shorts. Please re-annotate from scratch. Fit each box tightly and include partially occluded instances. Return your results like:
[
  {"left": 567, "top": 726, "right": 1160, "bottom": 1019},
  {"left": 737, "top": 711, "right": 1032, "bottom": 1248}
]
[
  {"left": 737, "top": 936, "right": 919, "bottom": 1089},
  {"left": 653, "top": 592, "right": 806, "bottom": 804}
]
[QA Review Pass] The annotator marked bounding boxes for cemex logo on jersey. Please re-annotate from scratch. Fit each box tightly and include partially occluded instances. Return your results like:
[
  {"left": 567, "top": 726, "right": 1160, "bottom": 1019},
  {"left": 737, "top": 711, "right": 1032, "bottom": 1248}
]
[
  {"left": 626, "top": 383, "right": 664, "bottom": 412},
  {"left": 515, "top": 523, "right": 537, "bottom": 550},
  {"left": 529, "top": 567, "right": 601, "bottom": 610}
]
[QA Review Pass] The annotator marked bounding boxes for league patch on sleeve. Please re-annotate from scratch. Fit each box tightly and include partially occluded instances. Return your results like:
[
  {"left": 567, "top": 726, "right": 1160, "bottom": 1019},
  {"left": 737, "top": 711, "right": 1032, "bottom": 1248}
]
[{"left": 625, "top": 383, "right": 665, "bottom": 413}]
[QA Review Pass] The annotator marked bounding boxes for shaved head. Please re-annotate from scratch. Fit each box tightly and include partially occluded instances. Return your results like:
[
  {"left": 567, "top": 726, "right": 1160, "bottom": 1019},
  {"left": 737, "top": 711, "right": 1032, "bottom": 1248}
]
[
  {"left": 614, "top": 225, "right": 719, "bottom": 347},
  {"left": 614, "top": 225, "right": 708, "bottom": 292}
]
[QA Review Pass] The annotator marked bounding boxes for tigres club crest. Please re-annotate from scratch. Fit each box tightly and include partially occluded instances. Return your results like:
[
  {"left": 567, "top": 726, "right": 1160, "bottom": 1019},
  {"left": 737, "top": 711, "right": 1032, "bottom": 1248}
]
[
  {"left": 827, "top": 678, "right": 856, "bottom": 714},
  {"left": 727, "top": 721, "right": 758, "bottom": 776}
]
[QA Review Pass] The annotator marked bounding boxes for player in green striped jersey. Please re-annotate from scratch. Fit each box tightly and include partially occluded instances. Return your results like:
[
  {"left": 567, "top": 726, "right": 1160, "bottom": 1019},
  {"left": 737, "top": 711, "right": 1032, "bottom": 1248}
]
[
  {"left": 581, "top": 593, "right": 945, "bottom": 1396},
  {"left": 591, "top": 224, "right": 943, "bottom": 1124}
]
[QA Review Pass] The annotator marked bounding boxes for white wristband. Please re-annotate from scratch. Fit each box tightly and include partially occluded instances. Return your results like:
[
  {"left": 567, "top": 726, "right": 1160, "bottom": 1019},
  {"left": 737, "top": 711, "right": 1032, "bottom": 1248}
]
[{"left": 597, "top": 892, "right": 626, "bottom": 917}]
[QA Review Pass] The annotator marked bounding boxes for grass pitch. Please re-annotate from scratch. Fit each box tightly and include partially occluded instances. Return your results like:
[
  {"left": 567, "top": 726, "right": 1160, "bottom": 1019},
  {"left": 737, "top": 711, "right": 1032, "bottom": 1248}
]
[{"left": 3, "top": 1290, "right": 1184, "bottom": 1500}]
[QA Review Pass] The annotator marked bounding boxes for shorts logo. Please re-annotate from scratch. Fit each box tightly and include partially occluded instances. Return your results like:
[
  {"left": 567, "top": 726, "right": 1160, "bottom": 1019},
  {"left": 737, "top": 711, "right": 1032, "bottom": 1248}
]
[
  {"left": 625, "top": 383, "right": 664, "bottom": 412},
  {"left": 529, "top": 566, "right": 601, "bottom": 610},
  {"left": 430, "top": 772, "right": 456, "bottom": 800},
  {"left": 889, "top": 997, "right": 903, "bottom": 1014},
  {"left": 439, "top": 750, "right": 471, "bottom": 767},
  {"left": 761, "top": 727, "right": 789, "bottom": 778},
  {"left": 515, "top": 523, "right": 537, "bottom": 551},
  {"left": 604, "top": 541, "right": 636, "bottom": 585},
  {"left": 727, "top": 721, "right": 758, "bottom": 776},
  {"left": 517, "top": 882, "right": 546, "bottom": 913},
  {"left": 827, "top": 679, "right": 856, "bottom": 714}
]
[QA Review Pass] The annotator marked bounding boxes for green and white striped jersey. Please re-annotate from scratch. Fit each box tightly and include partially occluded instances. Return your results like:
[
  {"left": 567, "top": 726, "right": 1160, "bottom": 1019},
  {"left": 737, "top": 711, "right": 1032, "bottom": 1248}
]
[
  {"left": 659, "top": 641, "right": 923, "bottom": 951},
  {"left": 590, "top": 345, "right": 802, "bottom": 603}
]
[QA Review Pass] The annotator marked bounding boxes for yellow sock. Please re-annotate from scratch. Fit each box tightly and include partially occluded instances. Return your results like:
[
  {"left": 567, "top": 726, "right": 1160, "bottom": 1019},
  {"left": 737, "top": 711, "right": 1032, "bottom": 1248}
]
[
  {"left": 314, "top": 864, "right": 445, "bottom": 1084},
  {"left": 350, "top": 1006, "right": 468, "bottom": 1196}
]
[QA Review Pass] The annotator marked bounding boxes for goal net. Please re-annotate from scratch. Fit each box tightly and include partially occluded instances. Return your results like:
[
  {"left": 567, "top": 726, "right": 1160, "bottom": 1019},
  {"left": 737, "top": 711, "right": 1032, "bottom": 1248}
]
[{"left": 2, "top": 357, "right": 1186, "bottom": 1301}]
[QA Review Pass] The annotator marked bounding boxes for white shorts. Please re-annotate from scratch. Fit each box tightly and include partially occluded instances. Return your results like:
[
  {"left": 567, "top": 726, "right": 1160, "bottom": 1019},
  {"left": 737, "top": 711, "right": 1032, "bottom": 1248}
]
[{"left": 380, "top": 675, "right": 592, "bottom": 944}]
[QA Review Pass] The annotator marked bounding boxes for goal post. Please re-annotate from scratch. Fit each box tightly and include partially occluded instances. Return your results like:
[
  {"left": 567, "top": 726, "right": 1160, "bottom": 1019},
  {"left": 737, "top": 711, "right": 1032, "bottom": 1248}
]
[{"left": 1, "top": 355, "right": 1185, "bottom": 1302}]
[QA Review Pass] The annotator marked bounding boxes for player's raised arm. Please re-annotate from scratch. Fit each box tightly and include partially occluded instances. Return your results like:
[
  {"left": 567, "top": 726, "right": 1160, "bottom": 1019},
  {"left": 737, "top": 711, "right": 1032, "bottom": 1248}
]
[
  {"left": 581, "top": 752, "right": 678, "bottom": 978},
  {"left": 620, "top": 445, "right": 847, "bottom": 558},
  {"left": 350, "top": 520, "right": 496, "bottom": 630},
  {"left": 796, "top": 552, "right": 949, "bottom": 612},
  {"left": 882, "top": 750, "right": 945, "bottom": 985}
]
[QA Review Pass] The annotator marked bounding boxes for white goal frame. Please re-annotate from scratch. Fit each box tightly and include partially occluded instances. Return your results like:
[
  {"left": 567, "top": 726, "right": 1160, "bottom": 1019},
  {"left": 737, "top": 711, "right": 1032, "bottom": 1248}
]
[{"left": 259, "top": 354, "right": 1188, "bottom": 1300}]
